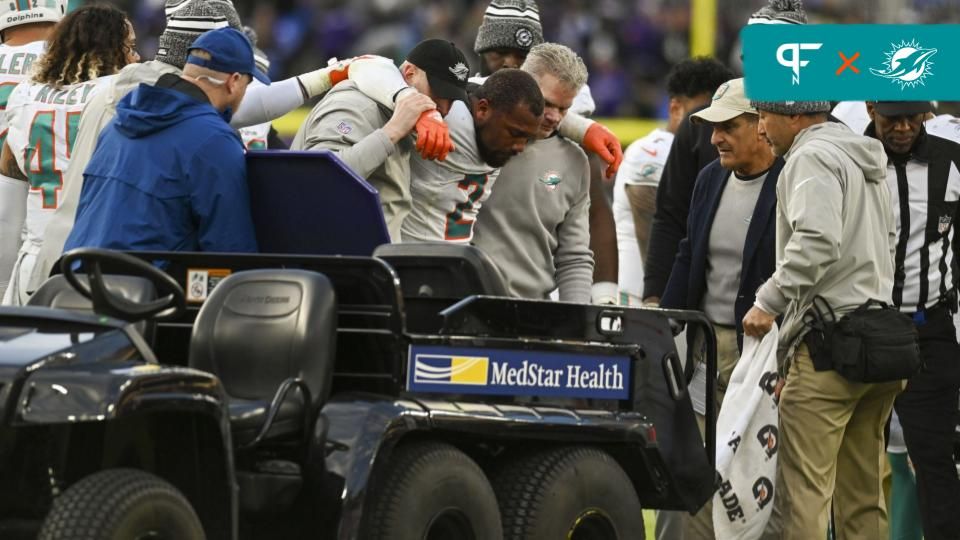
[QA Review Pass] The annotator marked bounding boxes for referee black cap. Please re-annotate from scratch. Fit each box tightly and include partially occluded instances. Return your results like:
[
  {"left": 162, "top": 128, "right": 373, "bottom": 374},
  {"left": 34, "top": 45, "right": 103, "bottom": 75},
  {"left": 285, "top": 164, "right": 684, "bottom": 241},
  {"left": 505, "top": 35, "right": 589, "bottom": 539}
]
[{"left": 873, "top": 101, "right": 936, "bottom": 117}]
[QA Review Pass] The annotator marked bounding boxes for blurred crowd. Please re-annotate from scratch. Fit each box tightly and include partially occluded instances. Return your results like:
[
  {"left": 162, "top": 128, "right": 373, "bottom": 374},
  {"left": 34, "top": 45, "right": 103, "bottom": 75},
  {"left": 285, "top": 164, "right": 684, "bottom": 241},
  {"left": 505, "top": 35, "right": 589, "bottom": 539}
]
[{"left": 96, "top": 0, "right": 960, "bottom": 118}]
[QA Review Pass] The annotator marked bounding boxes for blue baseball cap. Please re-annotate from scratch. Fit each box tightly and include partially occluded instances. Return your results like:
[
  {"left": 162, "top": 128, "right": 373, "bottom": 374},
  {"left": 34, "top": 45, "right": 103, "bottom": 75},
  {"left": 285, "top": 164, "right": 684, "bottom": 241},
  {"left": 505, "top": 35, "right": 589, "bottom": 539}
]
[{"left": 186, "top": 27, "right": 270, "bottom": 85}]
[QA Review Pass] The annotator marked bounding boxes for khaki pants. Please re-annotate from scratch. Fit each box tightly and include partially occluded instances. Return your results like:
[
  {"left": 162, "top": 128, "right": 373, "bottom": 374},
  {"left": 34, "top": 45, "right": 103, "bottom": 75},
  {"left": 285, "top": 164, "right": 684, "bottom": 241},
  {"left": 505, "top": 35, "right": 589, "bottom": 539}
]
[{"left": 777, "top": 344, "right": 903, "bottom": 540}]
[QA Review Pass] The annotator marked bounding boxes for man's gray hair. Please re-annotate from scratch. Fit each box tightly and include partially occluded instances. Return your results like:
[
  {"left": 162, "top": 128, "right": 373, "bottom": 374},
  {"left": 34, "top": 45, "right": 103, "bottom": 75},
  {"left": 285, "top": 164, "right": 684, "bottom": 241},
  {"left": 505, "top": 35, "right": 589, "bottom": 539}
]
[{"left": 521, "top": 43, "right": 588, "bottom": 92}]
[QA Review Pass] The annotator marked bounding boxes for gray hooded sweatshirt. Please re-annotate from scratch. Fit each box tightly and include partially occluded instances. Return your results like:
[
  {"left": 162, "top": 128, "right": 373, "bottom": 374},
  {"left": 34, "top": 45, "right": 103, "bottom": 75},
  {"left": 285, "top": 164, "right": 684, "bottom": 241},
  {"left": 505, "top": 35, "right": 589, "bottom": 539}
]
[{"left": 754, "top": 121, "right": 895, "bottom": 363}]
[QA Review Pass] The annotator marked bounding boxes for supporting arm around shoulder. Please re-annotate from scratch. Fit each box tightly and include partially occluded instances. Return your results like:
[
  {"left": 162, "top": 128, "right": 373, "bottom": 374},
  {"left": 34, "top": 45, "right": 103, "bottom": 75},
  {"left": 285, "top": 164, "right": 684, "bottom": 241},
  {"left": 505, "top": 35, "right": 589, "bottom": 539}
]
[
  {"left": 346, "top": 57, "right": 453, "bottom": 160},
  {"left": 231, "top": 77, "right": 305, "bottom": 128},
  {"left": 559, "top": 114, "right": 624, "bottom": 178},
  {"left": 343, "top": 56, "right": 416, "bottom": 110}
]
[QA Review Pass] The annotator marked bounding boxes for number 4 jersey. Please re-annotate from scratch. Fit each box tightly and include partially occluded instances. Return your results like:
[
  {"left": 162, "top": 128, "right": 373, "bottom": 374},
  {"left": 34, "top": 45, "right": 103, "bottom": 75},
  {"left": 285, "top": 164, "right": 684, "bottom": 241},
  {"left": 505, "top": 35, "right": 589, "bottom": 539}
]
[
  {"left": 0, "top": 41, "right": 46, "bottom": 148},
  {"left": 400, "top": 100, "right": 499, "bottom": 244},
  {"left": 0, "top": 41, "right": 46, "bottom": 301},
  {"left": 5, "top": 75, "right": 114, "bottom": 249}
]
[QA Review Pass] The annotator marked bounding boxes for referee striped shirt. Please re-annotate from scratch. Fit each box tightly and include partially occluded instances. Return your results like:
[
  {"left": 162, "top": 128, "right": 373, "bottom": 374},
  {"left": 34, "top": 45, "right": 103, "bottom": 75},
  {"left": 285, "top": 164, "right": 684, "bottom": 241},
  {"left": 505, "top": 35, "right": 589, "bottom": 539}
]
[{"left": 875, "top": 127, "right": 960, "bottom": 313}]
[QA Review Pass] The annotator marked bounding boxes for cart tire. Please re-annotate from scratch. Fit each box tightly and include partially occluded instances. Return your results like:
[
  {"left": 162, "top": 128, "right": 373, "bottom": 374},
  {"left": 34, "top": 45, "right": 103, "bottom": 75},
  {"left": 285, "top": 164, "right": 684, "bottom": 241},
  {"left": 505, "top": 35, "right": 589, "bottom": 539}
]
[
  {"left": 362, "top": 441, "right": 502, "bottom": 540},
  {"left": 494, "top": 446, "right": 645, "bottom": 540},
  {"left": 38, "top": 468, "right": 205, "bottom": 540}
]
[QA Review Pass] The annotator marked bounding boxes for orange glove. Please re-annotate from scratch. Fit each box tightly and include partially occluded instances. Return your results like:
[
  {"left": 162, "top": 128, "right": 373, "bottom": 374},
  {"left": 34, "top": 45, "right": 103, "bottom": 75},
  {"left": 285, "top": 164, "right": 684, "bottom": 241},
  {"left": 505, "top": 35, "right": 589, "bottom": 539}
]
[
  {"left": 328, "top": 58, "right": 352, "bottom": 86},
  {"left": 583, "top": 122, "right": 624, "bottom": 179},
  {"left": 329, "top": 55, "right": 380, "bottom": 86},
  {"left": 415, "top": 110, "right": 454, "bottom": 161}
]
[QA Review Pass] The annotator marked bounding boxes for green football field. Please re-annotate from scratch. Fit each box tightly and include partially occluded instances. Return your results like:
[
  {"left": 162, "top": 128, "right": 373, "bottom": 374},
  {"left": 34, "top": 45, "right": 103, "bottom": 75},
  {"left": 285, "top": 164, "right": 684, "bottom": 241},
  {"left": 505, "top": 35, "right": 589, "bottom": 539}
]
[{"left": 644, "top": 510, "right": 656, "bottom": 537}]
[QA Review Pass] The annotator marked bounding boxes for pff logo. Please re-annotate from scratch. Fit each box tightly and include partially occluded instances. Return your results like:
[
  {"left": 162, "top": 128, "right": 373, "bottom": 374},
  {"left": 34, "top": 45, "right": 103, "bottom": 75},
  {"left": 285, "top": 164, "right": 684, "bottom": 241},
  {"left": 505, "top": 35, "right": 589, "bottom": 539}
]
[{"left": 777, "top": 43, "right": 823, "bottom": 85}]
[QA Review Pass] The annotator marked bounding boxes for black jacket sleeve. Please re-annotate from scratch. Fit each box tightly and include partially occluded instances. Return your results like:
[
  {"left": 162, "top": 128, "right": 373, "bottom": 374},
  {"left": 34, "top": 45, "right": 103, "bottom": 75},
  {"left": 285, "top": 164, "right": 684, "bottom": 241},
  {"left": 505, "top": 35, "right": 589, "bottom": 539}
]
[
  {"left": 642, "top": 107, "right": 717, "bottom": 299},
  {"left": 660, "top": 164, "right": 715, "bottom": 310},
  {"left": 267, "top": 126, "right": 288, "bottom": 150}
]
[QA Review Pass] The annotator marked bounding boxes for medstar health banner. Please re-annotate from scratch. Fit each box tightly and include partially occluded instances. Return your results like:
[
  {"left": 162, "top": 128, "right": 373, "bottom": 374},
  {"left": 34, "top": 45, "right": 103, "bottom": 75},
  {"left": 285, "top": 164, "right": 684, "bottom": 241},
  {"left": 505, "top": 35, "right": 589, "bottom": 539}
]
[{"left": 742, "top": 25, "right": 959, "bottom": 101}]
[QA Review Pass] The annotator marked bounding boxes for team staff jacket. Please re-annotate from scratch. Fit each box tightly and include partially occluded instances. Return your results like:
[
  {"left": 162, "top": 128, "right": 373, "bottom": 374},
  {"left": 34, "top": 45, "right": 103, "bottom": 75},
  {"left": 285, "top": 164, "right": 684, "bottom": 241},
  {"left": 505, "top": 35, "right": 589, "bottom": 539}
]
[
  {"left": 661, "top": 158, "right": 784, "bottom": 349},
  {"left": 865, "top": 124, "right": 960, "bottom": 313},
  {"left": 754, "top": 122, "right": 895, "bottom": 360},
  {"left": 473, "top": 133, "right": 593, "bottom": 303},
  {"left": 65, "top": 74, "right": 257, "bottom": 253}
]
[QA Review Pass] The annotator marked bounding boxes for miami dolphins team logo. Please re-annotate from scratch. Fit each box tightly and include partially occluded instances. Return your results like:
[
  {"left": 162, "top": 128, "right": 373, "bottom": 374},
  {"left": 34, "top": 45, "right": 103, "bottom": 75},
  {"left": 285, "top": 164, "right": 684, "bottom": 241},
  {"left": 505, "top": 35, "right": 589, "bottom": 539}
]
[
  {"left": 870, "top": 39, "right": 937, "bottom": 90},
  {"left": 640, "top": 164, "right": 661, "bottom": 179},
  {"left": 539, "top": 171, "right": 562, "bottom": 191},
  {"left": 449, "top": 62, "right": 469, "bottom": 82}
]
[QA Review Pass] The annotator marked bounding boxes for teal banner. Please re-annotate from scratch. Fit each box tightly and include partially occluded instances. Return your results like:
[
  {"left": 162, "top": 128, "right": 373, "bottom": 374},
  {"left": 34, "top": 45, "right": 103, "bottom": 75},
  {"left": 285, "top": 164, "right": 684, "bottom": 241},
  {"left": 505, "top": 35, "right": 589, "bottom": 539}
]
[{"left": 742, "top": 25, "right": 959, "bottom": 101}]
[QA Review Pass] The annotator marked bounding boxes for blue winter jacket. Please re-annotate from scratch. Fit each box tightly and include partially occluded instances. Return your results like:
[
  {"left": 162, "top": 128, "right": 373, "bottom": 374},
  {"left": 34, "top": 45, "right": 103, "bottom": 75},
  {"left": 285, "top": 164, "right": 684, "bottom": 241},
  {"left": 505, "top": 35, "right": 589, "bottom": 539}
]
[
  {"left": 65, "top": 75, "right": 258, "bottom": 254},
  {"left": 661, "top": 157, "right": 783, "bottom": 350}
]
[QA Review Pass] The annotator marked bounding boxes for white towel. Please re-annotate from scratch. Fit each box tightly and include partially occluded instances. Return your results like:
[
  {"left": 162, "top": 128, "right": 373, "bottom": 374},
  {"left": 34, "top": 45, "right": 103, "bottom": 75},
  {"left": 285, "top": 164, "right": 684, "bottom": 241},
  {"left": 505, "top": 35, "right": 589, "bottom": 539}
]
[{"left": 712, "top": 324, "right": 780, "bottom": 539}]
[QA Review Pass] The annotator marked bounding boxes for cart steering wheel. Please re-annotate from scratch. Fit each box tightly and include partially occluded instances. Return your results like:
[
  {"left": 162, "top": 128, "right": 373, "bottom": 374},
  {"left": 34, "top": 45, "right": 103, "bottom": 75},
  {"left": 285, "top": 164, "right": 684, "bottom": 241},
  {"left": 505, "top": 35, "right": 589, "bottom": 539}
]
[{"left": 60, "top": 248, "right": 187, "bottom": 321}]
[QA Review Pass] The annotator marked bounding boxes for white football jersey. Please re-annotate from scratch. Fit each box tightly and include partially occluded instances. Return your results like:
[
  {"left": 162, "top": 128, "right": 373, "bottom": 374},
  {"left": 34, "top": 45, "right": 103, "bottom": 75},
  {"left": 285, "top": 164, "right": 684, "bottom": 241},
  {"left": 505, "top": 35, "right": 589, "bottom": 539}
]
[
  {"left": 240, "top": 122, "right": 271, "bottom": 150},
  {"left": 0, "top": 41, "right": 45, "bottom": 149},
  {"left": 571, "top": 84, "right": 595, "bottom": 116},
  {"left": 926, "top": 114, "right": 960, "bottom": 143},
  {"left": 0, "top": 41, "right": 46, "bottom": 302},
  {"left": 6, "top": 75, "right": 114, "bottom": 248},
  {"left": 831, "top": 101, "right": 870, "bottom": 135},
  {"left": 401, "top": 100, "right": 499, "bottom": 243},
  {"left": 613, "top": 127, "right": 674, "bottom": 300}
]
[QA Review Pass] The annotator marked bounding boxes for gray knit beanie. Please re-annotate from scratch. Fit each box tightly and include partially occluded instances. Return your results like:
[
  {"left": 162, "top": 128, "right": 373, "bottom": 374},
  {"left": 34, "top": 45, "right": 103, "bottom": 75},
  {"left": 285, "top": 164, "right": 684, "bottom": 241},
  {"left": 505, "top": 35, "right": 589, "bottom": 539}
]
[
  {"left": 156, "top": 0, "right": 243, "bottom": 69},
  {"left": 747, "top": 0, "right": 807, "bottom": 25},
  {"left": 474, "top": 0, "right": 544, "bottom": 55},
  {"left": 750, "top": 100, "right": 832, "bottom": 115},
  {"left": 242, "top": 26, "right": 270, "bottom": 75},
  {"left": 742, "top": 1, "right": 811, "bottom": 110}
]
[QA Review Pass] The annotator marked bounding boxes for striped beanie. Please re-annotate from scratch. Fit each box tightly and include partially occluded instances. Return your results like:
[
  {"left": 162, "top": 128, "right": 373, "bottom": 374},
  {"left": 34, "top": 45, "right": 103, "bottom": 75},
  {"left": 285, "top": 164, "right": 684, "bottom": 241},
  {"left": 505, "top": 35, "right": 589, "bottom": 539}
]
[
  {"left": 156, "top": 0, "right": 242, "bottom": 69},
  {"left": 747, "top": 0, "right": 807, "bottom": 25},
  {"left": 747, "top": 1, "right": 817, "bottom": 113},
  {"left": 242, "top": 26, "right": 270, "bottom": 75},
  {"left": 474, "top": 0, "right": 543, "bottom": 55},
  {"left": 751, "top": 100, "right": 832, "bottom": 115}
]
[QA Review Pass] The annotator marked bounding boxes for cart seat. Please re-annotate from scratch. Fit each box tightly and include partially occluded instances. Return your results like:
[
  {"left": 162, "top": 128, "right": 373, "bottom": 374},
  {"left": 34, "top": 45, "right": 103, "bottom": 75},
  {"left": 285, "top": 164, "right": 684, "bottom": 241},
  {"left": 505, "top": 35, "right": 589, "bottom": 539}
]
[
  {"left": 373, "top": 242, "right": 510, "bottom": 299},
  {"left": 189, "top": 270, "right": 337, "bottom": 446},
  {"left": 28, "top": 275, "right": 159, "bottom": 341}
]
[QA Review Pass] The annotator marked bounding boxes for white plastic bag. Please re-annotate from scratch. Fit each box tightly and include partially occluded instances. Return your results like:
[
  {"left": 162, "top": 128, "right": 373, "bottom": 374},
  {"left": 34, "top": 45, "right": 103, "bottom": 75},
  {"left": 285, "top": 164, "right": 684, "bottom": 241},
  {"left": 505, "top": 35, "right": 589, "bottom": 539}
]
[{"left": 712, "top": 324, "right": 780, "bottom": 539}]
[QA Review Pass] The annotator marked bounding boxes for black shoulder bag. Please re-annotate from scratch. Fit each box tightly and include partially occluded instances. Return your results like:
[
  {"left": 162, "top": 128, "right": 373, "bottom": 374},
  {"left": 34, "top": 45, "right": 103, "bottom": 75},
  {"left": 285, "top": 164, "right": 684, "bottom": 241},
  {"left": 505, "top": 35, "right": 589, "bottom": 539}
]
[{"left": 802, "top": 296, "right": 921, "bottom": 383}]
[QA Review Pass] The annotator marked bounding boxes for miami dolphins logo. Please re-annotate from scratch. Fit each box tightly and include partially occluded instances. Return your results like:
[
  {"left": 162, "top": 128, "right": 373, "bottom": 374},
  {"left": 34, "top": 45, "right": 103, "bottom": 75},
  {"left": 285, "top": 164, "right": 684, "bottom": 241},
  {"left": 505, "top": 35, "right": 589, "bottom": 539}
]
[
  {"left": 449, "top": 62, "right": 469, "bottom": 82},
  {"left": 539, "top": 171, "right": 562, "bottom": 191},
  {"left": 870, "top": 39, "right": 937, "bottom": 90}
]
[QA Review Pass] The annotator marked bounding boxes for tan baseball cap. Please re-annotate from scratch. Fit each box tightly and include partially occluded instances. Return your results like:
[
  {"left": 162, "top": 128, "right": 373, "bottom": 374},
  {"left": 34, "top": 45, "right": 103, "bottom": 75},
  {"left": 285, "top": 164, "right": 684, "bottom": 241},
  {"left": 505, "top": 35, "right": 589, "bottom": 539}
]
[{"left": 691, "top": 78, "right": 757, "bottom": 124}]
